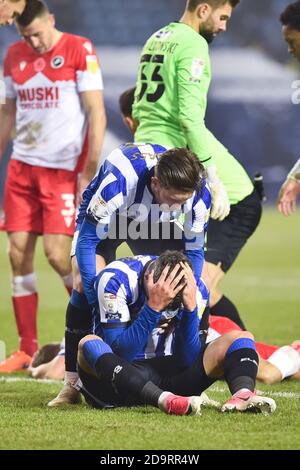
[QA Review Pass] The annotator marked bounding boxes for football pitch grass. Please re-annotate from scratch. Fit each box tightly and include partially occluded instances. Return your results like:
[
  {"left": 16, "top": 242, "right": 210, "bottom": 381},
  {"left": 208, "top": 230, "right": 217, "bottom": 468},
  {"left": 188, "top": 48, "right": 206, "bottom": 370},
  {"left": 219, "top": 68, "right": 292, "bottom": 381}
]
[{"left": 0, "top": 209, "right": 299, "bottom": 450}]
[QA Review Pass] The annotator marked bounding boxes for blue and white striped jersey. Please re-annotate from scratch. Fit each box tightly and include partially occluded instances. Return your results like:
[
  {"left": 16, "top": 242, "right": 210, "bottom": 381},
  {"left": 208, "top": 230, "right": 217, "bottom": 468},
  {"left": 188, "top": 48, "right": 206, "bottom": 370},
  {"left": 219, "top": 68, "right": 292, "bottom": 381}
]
[
  {"left": 79, "top": 142, "right": 211, "bottom": 228},
  {"left": 76, "top": 143, "right": 211, "bottom": 306},
  {"left": 94, "top": 255, "right": 209, "bottom": 363}
]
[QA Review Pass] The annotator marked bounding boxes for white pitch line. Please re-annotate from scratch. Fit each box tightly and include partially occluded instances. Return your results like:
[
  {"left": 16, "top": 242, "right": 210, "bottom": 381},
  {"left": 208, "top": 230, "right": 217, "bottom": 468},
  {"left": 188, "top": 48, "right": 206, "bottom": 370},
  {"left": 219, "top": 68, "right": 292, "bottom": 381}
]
[
  {"left": 209, "top": 385, "right": 300, "bottom": 400},
  {"left": 2, "top": 377, "right": 300, "bottom": 399},
  {"left": 0, "top": 377, "right": 61, "bottom": 385}
]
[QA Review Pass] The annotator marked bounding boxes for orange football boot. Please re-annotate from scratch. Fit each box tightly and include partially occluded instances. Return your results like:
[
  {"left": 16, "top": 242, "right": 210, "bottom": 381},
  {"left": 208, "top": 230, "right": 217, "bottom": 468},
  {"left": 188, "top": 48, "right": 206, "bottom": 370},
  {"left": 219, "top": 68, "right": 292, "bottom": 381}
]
[{"left": 0, "top": 351, "right": 32, "bottom": 373}]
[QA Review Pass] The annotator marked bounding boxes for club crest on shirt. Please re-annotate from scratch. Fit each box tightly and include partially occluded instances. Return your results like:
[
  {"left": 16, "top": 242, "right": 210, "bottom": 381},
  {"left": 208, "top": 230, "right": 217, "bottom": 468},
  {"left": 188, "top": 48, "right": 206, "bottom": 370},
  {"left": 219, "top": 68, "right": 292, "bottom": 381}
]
[
  {"left": 51, "top": 56, "right": 65, "bottom": 69},
  {"left": 155, "top": 30, "right": 173, "bottom": 41}
]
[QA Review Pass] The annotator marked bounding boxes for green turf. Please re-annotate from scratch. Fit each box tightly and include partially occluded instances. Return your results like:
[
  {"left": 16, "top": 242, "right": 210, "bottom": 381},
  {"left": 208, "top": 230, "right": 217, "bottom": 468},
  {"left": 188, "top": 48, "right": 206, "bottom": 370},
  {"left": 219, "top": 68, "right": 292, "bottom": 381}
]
[{"left": 0, "top": 209, "right": 300, "bottom": 450}]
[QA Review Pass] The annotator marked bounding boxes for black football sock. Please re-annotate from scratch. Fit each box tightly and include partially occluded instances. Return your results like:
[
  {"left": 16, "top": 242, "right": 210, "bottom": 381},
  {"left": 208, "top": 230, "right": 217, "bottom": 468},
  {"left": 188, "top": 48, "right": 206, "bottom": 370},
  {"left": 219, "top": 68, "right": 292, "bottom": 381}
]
[
  {"left": 65, "top": 291, "right": 93, "bottom": 373},
  {"left": 210, "top": 295, "right": 246, "bottom": 330},
  {"left": 94, "top": 353, "right": 163, "bottom": 406},
  {"left": 224, "top": 338, "right": 259, "bottom": 395}
]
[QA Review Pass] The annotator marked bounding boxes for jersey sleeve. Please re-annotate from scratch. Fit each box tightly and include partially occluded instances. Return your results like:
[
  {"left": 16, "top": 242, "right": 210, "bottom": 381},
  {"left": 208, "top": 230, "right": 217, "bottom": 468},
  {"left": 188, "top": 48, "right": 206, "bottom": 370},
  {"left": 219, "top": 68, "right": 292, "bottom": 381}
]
[
  {"left": 174, "top": 307, "right": 201, "bottom": 367},
  {"left": 76, "top": 171, "right": 127, "bottom": 306},
  {"left": 183, "top": 182, "right": 211, "bottom": 279},
  {"left": 75, "top": 39, "right": 104, "bottom": 92},
  {"left": 98, "top": 274, "right": 131, "bottom": 327},
  {"left": 177, "top": 44, "right": 228, "bottom": 167},
  {"left": 3, "top": 49, "right": 17, "bottom": 99},
  {"left": 86, "top": 170, "right": 127, "bottom": 225}
]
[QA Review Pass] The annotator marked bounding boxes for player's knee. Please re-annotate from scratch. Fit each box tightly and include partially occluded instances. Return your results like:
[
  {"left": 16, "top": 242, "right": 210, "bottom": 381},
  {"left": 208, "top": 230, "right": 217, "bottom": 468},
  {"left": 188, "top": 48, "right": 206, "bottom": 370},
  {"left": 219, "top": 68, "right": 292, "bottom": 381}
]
[
  {"left": 78, "top": 335, "right": 101, "bottom": 353},
  {"left": 241, "top": 331, "right": 254, "bottom": 341},
  {"left": 8, "top": 243, "right": 29, "bottom": 272},
  {"left": 46, "top": 250, "right": 70, "bottom": 274},
  {"left": 230, "top": 330, "right": 254, "bottom": 342}
]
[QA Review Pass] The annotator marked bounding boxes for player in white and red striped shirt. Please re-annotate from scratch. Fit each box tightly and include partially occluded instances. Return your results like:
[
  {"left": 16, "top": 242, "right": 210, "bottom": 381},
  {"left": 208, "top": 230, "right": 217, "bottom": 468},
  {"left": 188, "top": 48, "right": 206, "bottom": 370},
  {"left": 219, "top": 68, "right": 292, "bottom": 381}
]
[{"left": 0, "top": 0, "right": 106, "bottom": 372}]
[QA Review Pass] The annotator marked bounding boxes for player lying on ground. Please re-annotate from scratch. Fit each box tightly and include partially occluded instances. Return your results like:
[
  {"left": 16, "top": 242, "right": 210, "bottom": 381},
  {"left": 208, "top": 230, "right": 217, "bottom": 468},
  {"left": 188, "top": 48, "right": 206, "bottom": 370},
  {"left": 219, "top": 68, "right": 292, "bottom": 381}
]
[
  {"left": 74, "top": 251, "right": 276, "bottom": 415},
  {"left": 31, "top": 317, "right": 300, "bottom": 385},
  {"left": 207, "top": 316, "right": 300, "bottom": 384}
]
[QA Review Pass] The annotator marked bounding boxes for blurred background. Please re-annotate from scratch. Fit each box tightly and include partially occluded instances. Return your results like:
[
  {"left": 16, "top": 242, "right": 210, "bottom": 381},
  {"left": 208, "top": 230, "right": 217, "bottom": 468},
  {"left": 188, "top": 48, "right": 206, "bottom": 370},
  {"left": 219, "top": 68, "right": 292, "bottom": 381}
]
[{"left": 1, "top": 0, "right": 299, "bottom": 203}]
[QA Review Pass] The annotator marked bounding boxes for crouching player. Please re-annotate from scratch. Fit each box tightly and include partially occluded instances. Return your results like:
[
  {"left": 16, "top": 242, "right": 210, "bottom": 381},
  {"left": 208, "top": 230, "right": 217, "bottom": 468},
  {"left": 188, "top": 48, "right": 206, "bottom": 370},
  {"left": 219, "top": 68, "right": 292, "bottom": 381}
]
[{"left": 76, "top": 251, "right": 276, "bottom": 415}]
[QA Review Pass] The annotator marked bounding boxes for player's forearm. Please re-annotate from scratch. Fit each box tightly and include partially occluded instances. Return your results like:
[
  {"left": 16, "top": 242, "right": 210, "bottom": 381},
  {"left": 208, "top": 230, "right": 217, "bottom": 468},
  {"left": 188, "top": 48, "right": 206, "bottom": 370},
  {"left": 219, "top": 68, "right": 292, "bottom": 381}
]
[
  {"left": 75, "top": 219, "right": 105, "bottom": 306},
  {"left": 184, "top": 246, "right": 204, "bottom": 282},
  {"left": 174, "top": 308, "right": 201, "bottom": 368},
  {"left": 107, "top": 304, "right": 161, "bottom": 362},
  {"left": 82, "top": 109, "right": 106, "bottom": 180}
]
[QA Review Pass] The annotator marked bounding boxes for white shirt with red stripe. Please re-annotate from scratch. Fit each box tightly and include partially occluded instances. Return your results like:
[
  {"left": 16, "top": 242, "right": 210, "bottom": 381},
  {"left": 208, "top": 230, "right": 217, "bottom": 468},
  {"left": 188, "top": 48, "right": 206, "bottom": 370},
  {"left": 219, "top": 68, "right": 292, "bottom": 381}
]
[{"left": 4, "top": 33, "right": 104, "bottom": 172}]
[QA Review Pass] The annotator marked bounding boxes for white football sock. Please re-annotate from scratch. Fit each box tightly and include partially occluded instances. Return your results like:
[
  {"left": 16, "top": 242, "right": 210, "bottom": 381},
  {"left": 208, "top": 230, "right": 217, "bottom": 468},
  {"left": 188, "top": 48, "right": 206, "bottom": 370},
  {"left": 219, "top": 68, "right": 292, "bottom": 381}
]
[{"left": 268, "top": 346, "right": 300, "bottom": 380}]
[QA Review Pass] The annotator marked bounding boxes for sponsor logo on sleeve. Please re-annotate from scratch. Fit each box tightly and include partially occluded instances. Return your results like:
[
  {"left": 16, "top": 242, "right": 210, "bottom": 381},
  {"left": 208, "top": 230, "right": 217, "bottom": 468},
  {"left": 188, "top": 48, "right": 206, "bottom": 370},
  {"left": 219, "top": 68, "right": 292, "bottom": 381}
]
[
  {"left": 104, "top": 293, "right": 119, "bottom": 317},
  {"left": 191, "top": 58, "right": 205, "bottom": 81},
  {"left": 89, "top": 197, "right": 107, "bottom": 221},
  {"left": 86, "top": 55, "right": 100, "bottom": 74},
  {"left": 83, "top": 42, "right": 93, "bottom": 54}
]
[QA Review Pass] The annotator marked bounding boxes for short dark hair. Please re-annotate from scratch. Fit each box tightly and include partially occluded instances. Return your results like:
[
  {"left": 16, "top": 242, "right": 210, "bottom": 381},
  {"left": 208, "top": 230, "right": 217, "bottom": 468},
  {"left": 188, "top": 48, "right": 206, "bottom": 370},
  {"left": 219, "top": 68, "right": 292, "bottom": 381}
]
[
  {"left": 280, "top": 1, "right": 300, "bottom": 32},
  {"left": 16, "top": 0, "right": 48, "bottom": 27},
  {"left": 119, "top": 88, "right": 135, "bottom": 118},
  {"left": 152, "top": 251, "right": 193, "bottom": 310},
  {"left": 187, "top": 0, "right": 240, "bottom": 12},
  {"left": 156, "top": 148, "right": 206, "bottom": 193}
]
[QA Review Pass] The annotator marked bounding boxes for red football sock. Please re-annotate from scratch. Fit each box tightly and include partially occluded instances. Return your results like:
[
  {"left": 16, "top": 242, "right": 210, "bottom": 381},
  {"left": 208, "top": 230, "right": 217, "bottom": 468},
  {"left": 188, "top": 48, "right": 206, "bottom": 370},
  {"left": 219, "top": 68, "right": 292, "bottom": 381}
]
[{"left": 13, "top": 294, "right": 39, "bottom": 356}]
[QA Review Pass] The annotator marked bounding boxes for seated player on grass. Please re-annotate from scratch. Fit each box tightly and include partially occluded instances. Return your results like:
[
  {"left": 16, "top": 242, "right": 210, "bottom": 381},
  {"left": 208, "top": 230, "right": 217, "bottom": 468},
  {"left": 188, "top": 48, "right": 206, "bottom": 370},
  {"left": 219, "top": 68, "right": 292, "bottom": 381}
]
[{"left": 75, "top": 251, "right": 276, "bottom": 415}]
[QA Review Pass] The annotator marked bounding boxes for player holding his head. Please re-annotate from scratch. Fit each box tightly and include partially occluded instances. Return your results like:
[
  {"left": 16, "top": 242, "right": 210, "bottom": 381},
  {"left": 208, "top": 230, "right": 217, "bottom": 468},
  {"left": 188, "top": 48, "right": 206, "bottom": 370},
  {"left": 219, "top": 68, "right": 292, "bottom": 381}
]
[
  {"left": 48, "top": 142, "right": 211, "bottom": 407},
  {"left": 76, "top": 250, "right": 276, "bottom": 415},
  {"left": 0, "top": 0, "right": 106, "bottom": 372}
]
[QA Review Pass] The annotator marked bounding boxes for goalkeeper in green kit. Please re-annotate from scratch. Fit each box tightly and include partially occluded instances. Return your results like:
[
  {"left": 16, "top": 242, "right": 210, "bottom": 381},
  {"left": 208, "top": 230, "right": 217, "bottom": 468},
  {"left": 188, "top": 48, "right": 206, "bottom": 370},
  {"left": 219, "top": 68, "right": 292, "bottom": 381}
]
[{"left": 133, "top": 0, "right": 262, "bottom": 330}]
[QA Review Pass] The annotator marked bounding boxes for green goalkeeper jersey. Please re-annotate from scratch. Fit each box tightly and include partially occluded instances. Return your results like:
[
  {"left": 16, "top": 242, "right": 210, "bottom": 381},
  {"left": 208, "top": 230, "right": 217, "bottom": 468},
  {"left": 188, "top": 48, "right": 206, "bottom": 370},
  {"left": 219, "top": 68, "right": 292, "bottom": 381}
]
[{"left": 133, "top": 22, "right": 253, "bottom": 205}]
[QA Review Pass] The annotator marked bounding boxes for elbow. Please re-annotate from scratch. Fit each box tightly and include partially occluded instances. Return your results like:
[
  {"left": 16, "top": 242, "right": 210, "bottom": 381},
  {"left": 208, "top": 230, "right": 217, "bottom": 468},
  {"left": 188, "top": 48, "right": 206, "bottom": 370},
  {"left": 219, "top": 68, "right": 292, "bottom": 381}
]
[{"left": 178, "top": 116, "right": 202, "bottom": 134}]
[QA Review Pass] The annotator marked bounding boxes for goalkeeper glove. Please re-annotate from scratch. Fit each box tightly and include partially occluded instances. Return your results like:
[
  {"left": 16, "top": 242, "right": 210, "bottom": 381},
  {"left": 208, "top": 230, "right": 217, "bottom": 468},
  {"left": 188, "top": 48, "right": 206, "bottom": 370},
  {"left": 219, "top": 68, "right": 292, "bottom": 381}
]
[{"left": 207, "top": 165, "right": 230, "bottom": 221}]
